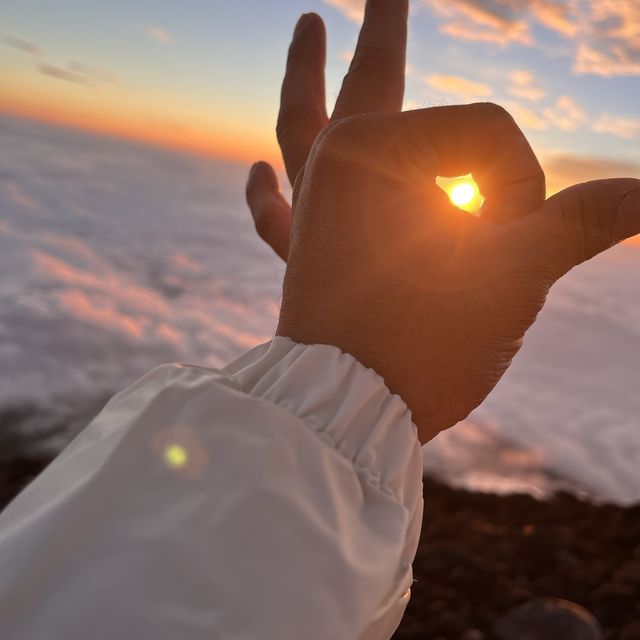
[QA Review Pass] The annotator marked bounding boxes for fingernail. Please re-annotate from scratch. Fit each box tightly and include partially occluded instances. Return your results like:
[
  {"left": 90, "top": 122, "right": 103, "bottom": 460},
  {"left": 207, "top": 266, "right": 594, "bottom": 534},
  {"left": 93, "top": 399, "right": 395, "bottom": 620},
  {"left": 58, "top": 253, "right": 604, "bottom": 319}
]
[
  {"left": 615, "top": 187, "right": 640, "bottom": 242},
  {"left": 249, "top": 162, "right": 258, "bottom": 175}
]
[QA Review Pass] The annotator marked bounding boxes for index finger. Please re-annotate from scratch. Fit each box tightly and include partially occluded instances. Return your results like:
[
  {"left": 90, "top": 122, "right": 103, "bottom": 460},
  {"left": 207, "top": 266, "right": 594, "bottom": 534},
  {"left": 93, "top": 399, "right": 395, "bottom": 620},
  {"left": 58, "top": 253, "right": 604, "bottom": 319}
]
[
  {"left": 331, "top": 0, "right": 409, "bottom": 120},
  {"left": 401, "top": 104, "right": 546, "bottom": 222}
]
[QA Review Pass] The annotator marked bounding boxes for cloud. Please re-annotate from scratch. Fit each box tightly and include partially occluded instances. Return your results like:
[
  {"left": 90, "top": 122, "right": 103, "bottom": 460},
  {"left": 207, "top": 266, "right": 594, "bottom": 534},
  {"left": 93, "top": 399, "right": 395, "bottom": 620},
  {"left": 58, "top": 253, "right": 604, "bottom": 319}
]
[
  {"left": 2, "top": 35, "right": 42, "bottom": 56},
  {"left": 3, "top": 115, "right": 640, "bottom": 504},
  {"left": 425, "top": 74, "right": 492, "bottom": 99},
  {"left": 426, "top": 0, "right": 579, "bottom": 45},
  {"left": 507, "top": 69, "right": 546, "bottom": 101},
  {"left": 324, "top": 0, "right": 364, "bottom": 21},
  {"left": 572, "top": 1, "right": 640, "bottom": 77},
  {"left": 574, "top": 42, "right": 640, "bottom": 78},
  {"left": 505, "top": 101, "right": 548, "bottom": 130},
  {"left": 542, "top": 151, "right": 640, "bottom": 195},
  {"left": 427, "top": 0, "right": 533, "bottom": 46},
  {"left": 592, "top": 114, "right": 640, "bottom": 140},
  {"left": 530, "top": 0, "right": 578, "bottom": 38},
  {"left": 542, "top": 95, "right": 585, "bottom": 131},
  {"left": 38, "top": 63, "right": 91, "bottom": 86},
  {"left": 423, "top": 1, "right": 640, "bottom": 77},
  {"left": 67, "top": 61, "right": 116, "bottom": 84},
  {"left": 38, "top": 60, "right": 117, "bottom": 89},
  {"left": 143, "top": 25, "right": 174, "bottom": 44}
]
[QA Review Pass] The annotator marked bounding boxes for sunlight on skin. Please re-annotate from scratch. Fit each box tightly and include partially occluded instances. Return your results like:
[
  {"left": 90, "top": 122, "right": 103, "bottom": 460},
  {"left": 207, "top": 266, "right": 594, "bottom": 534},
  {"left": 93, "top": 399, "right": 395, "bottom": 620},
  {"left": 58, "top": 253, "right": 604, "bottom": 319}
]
[
  {"left": 436, "top": 174, "right": 484, "bottom": 215},
  {"left": 164, "top": 443, "right": 189, "bottom": 469}
]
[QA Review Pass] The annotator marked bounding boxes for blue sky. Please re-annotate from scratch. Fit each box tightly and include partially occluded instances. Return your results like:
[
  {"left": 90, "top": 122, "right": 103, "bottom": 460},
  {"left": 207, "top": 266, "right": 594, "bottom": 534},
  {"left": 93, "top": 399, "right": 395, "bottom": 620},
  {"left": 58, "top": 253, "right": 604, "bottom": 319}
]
[{"left": 1, "top": 0, "right": 639, "bottom": 190}]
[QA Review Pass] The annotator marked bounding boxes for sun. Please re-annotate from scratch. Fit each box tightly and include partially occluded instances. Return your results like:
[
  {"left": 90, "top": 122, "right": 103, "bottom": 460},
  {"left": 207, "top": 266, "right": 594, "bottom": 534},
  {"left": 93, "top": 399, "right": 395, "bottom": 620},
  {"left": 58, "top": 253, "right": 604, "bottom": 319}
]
[
  {"left": 436, "top": 174, "right": 485, "bottom": 215},
  {"left": 450, "top": 182, "right": 476, "bottom": 207}
]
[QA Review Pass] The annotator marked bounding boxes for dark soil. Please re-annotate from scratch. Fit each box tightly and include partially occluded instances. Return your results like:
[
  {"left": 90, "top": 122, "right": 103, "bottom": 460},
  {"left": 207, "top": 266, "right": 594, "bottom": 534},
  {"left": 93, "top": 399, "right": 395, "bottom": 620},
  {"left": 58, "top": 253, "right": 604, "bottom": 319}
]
[{"left": 2, "top": 458, "right": 639, "bottom": 639}]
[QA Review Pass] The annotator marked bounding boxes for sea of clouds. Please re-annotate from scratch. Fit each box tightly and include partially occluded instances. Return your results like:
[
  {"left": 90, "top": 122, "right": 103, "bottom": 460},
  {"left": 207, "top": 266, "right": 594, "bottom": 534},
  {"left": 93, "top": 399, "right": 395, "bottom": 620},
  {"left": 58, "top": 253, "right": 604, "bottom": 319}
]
[{"left": 1, "top": 114, "right": 638, "bottom": 503}]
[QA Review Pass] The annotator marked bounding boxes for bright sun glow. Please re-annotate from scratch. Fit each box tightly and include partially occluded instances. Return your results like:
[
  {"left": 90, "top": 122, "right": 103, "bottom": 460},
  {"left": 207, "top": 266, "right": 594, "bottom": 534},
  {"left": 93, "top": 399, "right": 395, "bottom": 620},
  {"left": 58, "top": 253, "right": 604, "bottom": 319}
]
[
  {"left": 436, "top": 174, "right": 484, "bottom": 215},
  {"left": 164, "top": 444, "right": 188, "bottom": 469},
  {"left": 450, "top": 182, "right": 476, "bottom": 207}
]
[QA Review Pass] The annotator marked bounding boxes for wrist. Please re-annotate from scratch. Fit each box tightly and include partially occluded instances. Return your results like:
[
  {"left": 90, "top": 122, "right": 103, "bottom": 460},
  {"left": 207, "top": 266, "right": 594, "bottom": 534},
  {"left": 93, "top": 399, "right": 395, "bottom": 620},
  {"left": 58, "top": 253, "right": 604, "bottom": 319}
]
[{"left": 276, "top": 312, "right": 441, "bottom": 443}]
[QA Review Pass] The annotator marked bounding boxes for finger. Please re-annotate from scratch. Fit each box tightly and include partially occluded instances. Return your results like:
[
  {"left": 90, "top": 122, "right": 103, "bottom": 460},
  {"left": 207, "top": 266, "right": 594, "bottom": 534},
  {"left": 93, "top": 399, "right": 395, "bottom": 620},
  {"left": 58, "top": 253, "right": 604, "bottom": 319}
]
[
  {"left": 277, "top": 13, "right": 328, "bottom": 186},
  {"left": 514, "top": 178, "right": 640, "bottom": 280},
  {"left": 332, "top": 0, "right": 409, "bottom": 120},
  {"left": 246, "top": 162, "right": 292, "bottom": 261},
  {"left": 396, "top": 104, "right": 546, "bottom": 222}
]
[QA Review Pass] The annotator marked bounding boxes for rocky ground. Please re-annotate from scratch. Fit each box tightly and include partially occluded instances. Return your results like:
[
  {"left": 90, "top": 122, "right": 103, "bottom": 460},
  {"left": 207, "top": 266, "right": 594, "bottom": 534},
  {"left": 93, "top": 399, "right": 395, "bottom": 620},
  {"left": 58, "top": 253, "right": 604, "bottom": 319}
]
[
  {"left": 1, "top": 457, "right": 639, "bottom": 639},
  {"left": 396, "top": 477, "right": 640, "bottom": 639}
]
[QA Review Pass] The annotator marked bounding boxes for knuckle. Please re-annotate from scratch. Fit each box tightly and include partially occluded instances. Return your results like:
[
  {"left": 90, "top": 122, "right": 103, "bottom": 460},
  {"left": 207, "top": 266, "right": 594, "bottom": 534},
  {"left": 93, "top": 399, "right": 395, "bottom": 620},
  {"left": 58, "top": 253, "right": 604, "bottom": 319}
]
[
  {"left": 475, "top": 101, "right": 511, "bottom": 121},
  {"left": 313, "top": 117, "right": 352, "bottom": 149},
  {"left": 472, "top": 102, "right": 520, "bottom": 134},
  {"left": 311, "top": 116, "right": 366, "bottom": 158}
]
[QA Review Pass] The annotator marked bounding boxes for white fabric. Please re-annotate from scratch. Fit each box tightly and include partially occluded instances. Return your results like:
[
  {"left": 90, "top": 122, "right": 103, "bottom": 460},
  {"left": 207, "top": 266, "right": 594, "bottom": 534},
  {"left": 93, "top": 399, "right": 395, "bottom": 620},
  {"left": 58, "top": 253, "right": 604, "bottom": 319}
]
[{"left": 0, "top": 337, "right": 424, "bottom": 640}]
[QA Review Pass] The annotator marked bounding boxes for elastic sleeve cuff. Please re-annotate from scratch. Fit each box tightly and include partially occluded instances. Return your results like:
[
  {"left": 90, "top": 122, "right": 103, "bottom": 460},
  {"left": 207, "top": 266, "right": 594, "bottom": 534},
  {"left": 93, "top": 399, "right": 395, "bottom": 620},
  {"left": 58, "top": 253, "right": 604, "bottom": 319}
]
[{"left": 223, "top": 337, "right": 423, "bottom": 513}]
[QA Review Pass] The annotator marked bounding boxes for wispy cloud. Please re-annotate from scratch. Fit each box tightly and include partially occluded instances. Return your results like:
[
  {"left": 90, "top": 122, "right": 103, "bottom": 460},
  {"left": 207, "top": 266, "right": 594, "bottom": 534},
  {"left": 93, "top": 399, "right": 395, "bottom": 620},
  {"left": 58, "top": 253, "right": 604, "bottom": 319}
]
[
  {"left": 425, "top": 74, "right": 492, "bottom": 99},
  {"left": 39, "top": 63, "right": 91, "bottom": 86},
  {"left": 573, "top": 1, "right": 640, "bottom": 77},
  {"left": 323, "top": 0, "right": 364, "bottom": 22},
  {"left": 144, "top": 25, "right": 174, "bottom": 44},
  {"left": 505, "top": 101, "right": 548, "bottom": 131},
  {"left": 423, "top": 1, "right": 640, "bottom": 77},
  {"left": 542, "top": 152, "right": 640, "bottom": 195},
  {"left": 68, "top": 61, "right": 116, "bottom": 84},
  {"left": 37, "top": 60, "right": 116, "bottom": 93},
  {"left": 426, "top": 0, "right": 533, "bottom": 46},
  {"left": 2, "top": 35, "right": 42, "bottom": 56},
  {"left": 507, "top": 69, "right": 546, "bottom": 101},
  {"left": 592, "top": 114, "right": 640, "bottom": 140},
  {"left": 542, "top": 95, "right": 585, "bottom": 131}
]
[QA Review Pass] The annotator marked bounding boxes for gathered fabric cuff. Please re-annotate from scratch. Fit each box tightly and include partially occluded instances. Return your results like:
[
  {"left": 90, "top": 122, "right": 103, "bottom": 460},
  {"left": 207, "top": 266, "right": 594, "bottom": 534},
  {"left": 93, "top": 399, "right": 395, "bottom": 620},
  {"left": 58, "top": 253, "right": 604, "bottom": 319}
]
[{"left": 223, "top": 337, "right": 423, "bottom": 514}]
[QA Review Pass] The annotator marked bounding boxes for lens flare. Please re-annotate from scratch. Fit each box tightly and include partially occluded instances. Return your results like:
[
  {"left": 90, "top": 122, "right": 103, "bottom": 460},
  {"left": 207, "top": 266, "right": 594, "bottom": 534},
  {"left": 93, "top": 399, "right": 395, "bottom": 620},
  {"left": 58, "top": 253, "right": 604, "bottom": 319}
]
[{"left": 164, "top": 444, "right": 188, "bottom": 469}]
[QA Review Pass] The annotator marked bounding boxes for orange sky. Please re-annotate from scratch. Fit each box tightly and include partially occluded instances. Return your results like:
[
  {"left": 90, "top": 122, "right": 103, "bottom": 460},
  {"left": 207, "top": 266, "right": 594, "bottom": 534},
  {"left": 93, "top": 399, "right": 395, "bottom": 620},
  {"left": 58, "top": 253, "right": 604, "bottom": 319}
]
[{"left": 0, "top": 89, "right": 280, "bottom": 166}]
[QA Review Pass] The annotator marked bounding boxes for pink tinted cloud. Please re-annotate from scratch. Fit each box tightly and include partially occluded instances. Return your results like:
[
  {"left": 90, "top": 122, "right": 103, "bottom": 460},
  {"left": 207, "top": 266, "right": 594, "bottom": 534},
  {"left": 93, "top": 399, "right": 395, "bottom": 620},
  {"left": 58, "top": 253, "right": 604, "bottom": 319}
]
[
  {"left": 542, "top": 95, "right": 586, "bottom": 131},
  {"left": 592, "top": 114, "right": 640, "bottom": 140},
  {"left": 324, "top": 0, "right": 364, "bottom": 22},
  {"left": 144, "top": 25, "right": 174, "bottom": 44},
  {"left": 428, "top": 0, "right": 533, "bottom": 46},
  {"left": 426, "top": 73, "right": 493, "bottom": 98},
  {"left": 507, "top": 69, "right": 546, "bottom": 101},
  {"left": 58, "top": 289, "right": 147, "bottom": 338},
  {"left": 573, "top": 1, "right": 640, "bottom": 76},
  {"left": 424, "top": 0, "right": 640, "bottom": 77}
]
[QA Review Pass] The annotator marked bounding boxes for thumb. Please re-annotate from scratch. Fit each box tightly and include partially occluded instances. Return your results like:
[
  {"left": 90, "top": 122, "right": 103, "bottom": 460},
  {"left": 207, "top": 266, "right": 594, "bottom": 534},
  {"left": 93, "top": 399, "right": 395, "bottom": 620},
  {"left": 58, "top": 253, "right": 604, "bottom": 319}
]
[
  {"left": 516, "top": 178, "right": 640, "bottom": 280},
  {"left": 245, "top": 161, "right": 292, "bottom": 262}
]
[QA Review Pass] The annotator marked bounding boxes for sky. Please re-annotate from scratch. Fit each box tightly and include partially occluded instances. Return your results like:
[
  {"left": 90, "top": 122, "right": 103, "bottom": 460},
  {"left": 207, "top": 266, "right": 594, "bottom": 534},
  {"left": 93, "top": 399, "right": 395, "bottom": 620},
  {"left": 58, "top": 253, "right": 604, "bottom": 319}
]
[{"left": 1, "top": 0, "right": 640, "bottom": 192}]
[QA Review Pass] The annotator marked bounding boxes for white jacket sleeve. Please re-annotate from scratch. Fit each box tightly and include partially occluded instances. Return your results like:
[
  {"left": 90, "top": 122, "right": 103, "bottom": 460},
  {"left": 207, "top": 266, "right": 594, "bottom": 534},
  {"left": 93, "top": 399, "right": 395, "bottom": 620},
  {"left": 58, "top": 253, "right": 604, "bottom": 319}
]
[{"left": 0, "top": 337, "right": 424, "bottom": 640}]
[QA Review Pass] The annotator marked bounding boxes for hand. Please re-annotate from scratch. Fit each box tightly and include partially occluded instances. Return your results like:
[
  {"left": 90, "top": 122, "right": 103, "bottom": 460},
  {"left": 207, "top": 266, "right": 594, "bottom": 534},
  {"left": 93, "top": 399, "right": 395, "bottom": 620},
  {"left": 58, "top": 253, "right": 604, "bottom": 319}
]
[
  {"left": 275, "top": 106, "right": 640, "bottom": 442},
  {"left": 245, "top": 1, "right": 545, "bottom": 260}
]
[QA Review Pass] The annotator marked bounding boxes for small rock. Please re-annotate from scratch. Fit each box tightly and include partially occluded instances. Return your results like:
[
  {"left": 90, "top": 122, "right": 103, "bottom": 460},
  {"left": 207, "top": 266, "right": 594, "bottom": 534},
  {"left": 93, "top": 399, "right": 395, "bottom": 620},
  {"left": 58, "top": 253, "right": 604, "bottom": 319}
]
[{"left": 493, "top": 598, "right": 602, "bottom": 640}]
